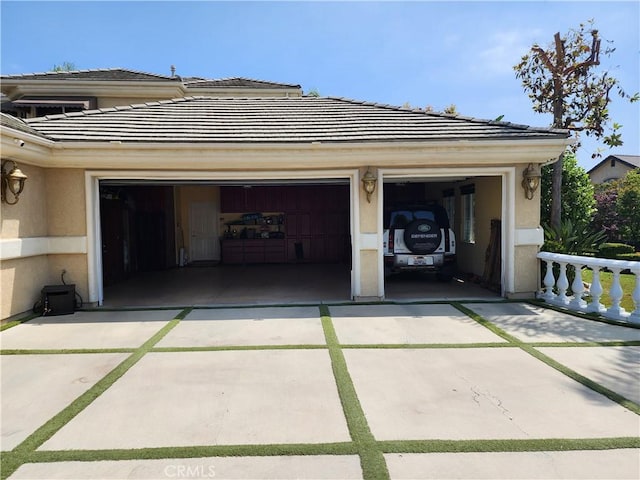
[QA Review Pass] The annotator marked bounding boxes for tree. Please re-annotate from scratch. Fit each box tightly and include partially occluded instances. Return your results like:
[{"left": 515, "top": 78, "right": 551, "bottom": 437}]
[
  {"left": 540, "top": 151, "right": 595, "bottom": 232},
  {"left": 514, "top": 20, "right": 638, "bottom": 229},
  {"left": 592, "top": 179, "right": 621, "bottom": 242},
  {"left": 52, "top": 61, "right": 76, "bottom": 72},
  {"left": 616, "top": 170, "right": 640, "bottom": 248}
]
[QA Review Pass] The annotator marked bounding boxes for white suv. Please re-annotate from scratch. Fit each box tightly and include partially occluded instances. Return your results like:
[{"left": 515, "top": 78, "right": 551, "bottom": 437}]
[{"left": 383, "top": 204, "right": 456, "bottom": 281}]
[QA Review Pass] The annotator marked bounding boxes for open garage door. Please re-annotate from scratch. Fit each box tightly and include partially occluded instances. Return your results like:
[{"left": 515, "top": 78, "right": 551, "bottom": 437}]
[
  {"left": 97, "top": 180, "right": 352, "bottom": 307},
  {"left": 382, "top": 176, "right": 503, "bottom": 301}
]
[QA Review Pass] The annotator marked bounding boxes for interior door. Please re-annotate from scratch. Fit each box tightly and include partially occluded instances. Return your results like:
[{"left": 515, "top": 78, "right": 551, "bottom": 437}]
[{"left": 189, "top": 201, "right": 219, "bottom": 261}]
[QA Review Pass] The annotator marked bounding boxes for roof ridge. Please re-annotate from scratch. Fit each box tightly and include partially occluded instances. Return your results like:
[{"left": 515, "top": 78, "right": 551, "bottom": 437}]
[
  {"left": 184, "top": 76, "right": 301, "bottom": 88},
  {"left": 1, "top": 67, "right": 175, "bottom": 80},
  {"left": 24, "top": 96, "right": 204, "bottom": 122},
  {"left": 325, "top": 96, "right": 569, "bottom": 134}
]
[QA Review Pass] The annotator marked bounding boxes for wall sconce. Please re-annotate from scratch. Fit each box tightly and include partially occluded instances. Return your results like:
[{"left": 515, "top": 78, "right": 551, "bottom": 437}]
[
  {"left": 361, "top": 168, "right": 377, "bottom": 203},
  {"left": 1, "top": 160, "right": 28, "bottom": 205},
  {"left": 521, "top": 163, "right": 541, "bottom": 200}
]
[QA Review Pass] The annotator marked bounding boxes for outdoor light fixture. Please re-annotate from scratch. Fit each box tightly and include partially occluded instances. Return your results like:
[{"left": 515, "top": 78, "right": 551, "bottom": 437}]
[
  {"left": 1, "top": 160, "right": 28, "bottom": 205},
  {"left": 361, "top": 168, "right": 377, "bottom": 203},
  {"left": 521, "top": 163, "right": 541, "bottom": 200}
]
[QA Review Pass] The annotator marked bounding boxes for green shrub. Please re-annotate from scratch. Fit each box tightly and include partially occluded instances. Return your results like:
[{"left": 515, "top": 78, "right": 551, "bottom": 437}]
[{"left": 598, "top": 243, "right": 635, "bottom": 259}]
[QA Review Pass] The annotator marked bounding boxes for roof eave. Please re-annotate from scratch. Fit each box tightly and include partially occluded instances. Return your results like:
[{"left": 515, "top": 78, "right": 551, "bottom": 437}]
[
  {"left": 1, "top": 80, "right": 187, "bottom": 100},
  {"left": 36, "top": 137, "right": 572, "bottom": 169}
]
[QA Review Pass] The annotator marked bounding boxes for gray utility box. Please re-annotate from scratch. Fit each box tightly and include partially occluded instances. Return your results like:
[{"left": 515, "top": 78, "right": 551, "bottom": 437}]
[{"left": 41, "top": 285, "right": 75, "bottom": 316}]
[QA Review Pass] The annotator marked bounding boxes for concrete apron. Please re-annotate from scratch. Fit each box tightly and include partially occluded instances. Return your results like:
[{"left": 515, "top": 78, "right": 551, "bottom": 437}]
[{"left": 2, "top": 302, "right": 639, "bottom": 479}]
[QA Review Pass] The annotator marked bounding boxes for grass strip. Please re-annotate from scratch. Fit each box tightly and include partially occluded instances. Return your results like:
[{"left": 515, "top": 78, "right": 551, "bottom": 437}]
[
  {"left": 319, "top": 305, "right": 389, "bottom": 480},
  {"left": 0, "top": 313, "right": 40, "bottom": 332},
  {"left": 25, "top": 442, "right": 358, "bottom": 464},
  {"left": 151, "top": 344, "right": 327, "bottom": 353},
  {"left": 525, "top": 340, "right": 640, "bottom": 348},
  {"left": 1, "top": 308, "right": 190, "bottom": 480},
  {"left": 453, "top": 303, "right": 640, "bottom": 415},
  {"left": 1, "top": 348, "right": 136, "bottom": 355},
  {"left": 340, "top": 342, "right": 513, "bottom": 349},
  {"left": 379, "top": 437, "right": 640, "bottom": 453}
]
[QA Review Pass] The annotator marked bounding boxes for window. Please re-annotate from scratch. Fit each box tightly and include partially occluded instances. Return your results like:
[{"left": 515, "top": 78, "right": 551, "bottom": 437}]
[
  {"left": 460, "top": 184, "right": 475, "bottom": 243},
  {"left": 442, "top": 189, "right": 455, "bottom": 230}
]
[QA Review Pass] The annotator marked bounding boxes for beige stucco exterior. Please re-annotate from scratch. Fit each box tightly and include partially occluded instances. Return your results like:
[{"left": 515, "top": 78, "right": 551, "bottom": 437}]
[
  {"left": 1, "top": 73, "right": 570, "bottom": 318},
  {"left": 1, "top": 162, "right": 89, "bottom": 317},
  {"left": 588, "top": 161, "right": 637, "bottom": 184}
]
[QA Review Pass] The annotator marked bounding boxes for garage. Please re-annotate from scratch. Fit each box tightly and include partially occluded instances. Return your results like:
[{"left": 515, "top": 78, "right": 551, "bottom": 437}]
[
  {"left": 2, "top": 76, "right": 571, "bottom": 318},
  {"left": 381, "top": 176, "right": 503, "bottom": 301},
  {"left": 97, "top": 180, "right": 354, "bottom": 306}
]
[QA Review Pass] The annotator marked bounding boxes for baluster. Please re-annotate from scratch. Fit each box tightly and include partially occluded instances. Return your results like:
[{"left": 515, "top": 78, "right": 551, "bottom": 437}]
[
  {"left": 541, "top": 259, "right": 556, "bottom": 301},
  {"left": 606, "top": 267, "right": 627, "bottom": 319},
  {"left": 556, "top": 262, "right": 570, "bottom": 306},
  {"left": 569, "top": 263, "right": 586, "bottom": 309},
  {"left": 629, "top": 266, "right": 640, "bottom": 324},
  {"left": 586, "top": 267, "right": 606, "bottom": 313}
]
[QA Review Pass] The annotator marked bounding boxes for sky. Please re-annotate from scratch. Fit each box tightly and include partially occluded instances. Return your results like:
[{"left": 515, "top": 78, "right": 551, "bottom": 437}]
[{"left": 1, "top": 1, "right": 638, "bottom": 169}]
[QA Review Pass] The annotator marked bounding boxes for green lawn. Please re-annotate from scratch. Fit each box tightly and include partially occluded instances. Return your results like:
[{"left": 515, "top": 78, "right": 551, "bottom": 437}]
[{"left": 581, "top": 269, "right": 637, "bottom": 312}]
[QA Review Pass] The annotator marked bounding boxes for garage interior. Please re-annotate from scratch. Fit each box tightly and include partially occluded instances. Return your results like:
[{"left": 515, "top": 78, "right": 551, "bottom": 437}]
[{"left": 99, "top": 178, "right": 500, "bottom": 307}]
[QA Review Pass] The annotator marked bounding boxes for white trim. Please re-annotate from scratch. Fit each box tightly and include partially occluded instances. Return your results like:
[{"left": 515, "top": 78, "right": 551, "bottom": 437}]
[
  {"left": 85, "top": 172, "right": 103, "bottom": 305},
  {"left": 359, "top": 233, "right": 378, "bottom": 250},
  {"left": 503, "top": 168, "right": 516, "bottom": 295},
  {"left": 515, "top": 227, "right": 544, "bottom": 246},
  {"left": 350, "top": 172, "right": 361, "bottom": 299},
  {"left": 84, "top": 169, "right": 360, "bottom": 305},
  {"left": 16, "top": 138, "right": 572, "bottom": 169},
  {"left": 0, "top": 236, "right": 87, "bottom": 260},
  {"left": 376, "top": 174, "right": 385, "bottom": 298}
]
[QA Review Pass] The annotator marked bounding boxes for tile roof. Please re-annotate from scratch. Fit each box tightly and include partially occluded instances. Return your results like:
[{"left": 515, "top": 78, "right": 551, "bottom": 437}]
[
  {"left": 0, "top": 68, "right": 177, "bottom": 82},
  {"left": 24, "top": 96, "right": 569, "bottom": 144},
  {"left": 184, "top": 77, "right": 301, "bottom": 89},
  {"left": 1, "top": 112, "right": 51, "bottom": 139}
]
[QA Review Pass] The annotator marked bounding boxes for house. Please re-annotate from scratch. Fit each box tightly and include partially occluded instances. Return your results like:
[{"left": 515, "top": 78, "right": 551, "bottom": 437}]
[
  {"left": 587, "top": 154, "right": 640, "bottom": 184},
  {"left": 0, "top": 68, "right": 571, "bottom": 319}
]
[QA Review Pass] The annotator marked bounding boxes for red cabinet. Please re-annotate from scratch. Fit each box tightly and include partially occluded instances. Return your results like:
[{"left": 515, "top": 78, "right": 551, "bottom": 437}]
[
  {"left": 220, "top": 185, "right": 350, "bottom": 264},
  {"left": 222, "top": 239, "right": 286, "bottom": 264}
]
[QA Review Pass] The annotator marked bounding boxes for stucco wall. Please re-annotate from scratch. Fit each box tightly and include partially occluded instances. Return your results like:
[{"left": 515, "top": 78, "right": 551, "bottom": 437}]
[
  {"left": 589, "top": 163, "right": 635, "bottom": 184},
  {"left": 511, "top": 164, "right": 544, "bottom": 297},
  {"left": 45, "top": 169, "right": 86, "bottom": 236},
  {"left": 0, "top": 256, "right": 49, "bottom": 319},
  {"left": 47, "top": 254, "right": 89, "bottom": 305},
  {"left": 357, "top": 167, "right": 381, "bottom": 299},
  {"left": 1, "top": 166, "right": 90, "bottom": 319},
  {"left": 455, "top": 176, "right": 502, "bottom": 277},
  {"left": 1, "top": 163, "right": 48, "bottom": 238}
]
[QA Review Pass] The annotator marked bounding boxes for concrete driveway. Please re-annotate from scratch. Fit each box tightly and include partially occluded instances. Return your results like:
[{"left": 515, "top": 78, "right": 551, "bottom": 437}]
[{"left": 1, "top": 302, "right": 639, "bottom": 479}]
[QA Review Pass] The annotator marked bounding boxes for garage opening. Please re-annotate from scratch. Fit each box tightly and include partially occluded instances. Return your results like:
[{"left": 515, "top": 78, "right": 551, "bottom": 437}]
[
  {"left": 382, "top": 177, "right": 502, "bottom": 301},
  {"left": 98, "top": 181, "right": 352, "bottom": 306}
]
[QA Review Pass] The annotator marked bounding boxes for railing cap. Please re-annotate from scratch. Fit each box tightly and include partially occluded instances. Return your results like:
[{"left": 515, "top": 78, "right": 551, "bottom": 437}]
[{"left": 537, "top": 251, "right": 639, "bottom": 271}]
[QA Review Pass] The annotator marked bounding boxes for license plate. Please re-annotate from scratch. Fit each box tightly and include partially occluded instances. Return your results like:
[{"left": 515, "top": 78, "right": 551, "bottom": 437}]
[{"left": 409, "top": 256, "right": 433, "bottom": 266}]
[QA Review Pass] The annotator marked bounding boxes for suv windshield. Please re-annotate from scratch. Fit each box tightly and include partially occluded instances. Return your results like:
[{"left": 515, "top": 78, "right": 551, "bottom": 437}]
[{"left": 386, "top": 206, "right": 449, "bottom": 229}]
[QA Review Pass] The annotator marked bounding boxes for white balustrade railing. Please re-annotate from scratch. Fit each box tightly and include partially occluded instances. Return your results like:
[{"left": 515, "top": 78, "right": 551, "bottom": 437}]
[{"left": 537, "top": 251, "right": 640, "bottom": 324}]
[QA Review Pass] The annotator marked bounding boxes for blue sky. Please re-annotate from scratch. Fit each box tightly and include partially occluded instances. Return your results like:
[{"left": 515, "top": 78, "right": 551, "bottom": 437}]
[{"left": 2, "top": 1, "right": 638, "bottom": 168}]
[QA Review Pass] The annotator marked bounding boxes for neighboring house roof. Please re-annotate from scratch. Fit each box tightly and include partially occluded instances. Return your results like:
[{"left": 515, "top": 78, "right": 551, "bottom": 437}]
[
  {"left": 184, "top": 77, "right": 301, "bottom": 89},
  {"left": 587, "top": 154, "right": 640, "bottom": 174},
  {"left": 0, "top": 112, "right": 51, "bottom": 139},
  {"left": 24, "top": 96, "right": 569, "bottom": 143},
  {"left": 0, "top": 68, "right": 178, "bottom": 82}
]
